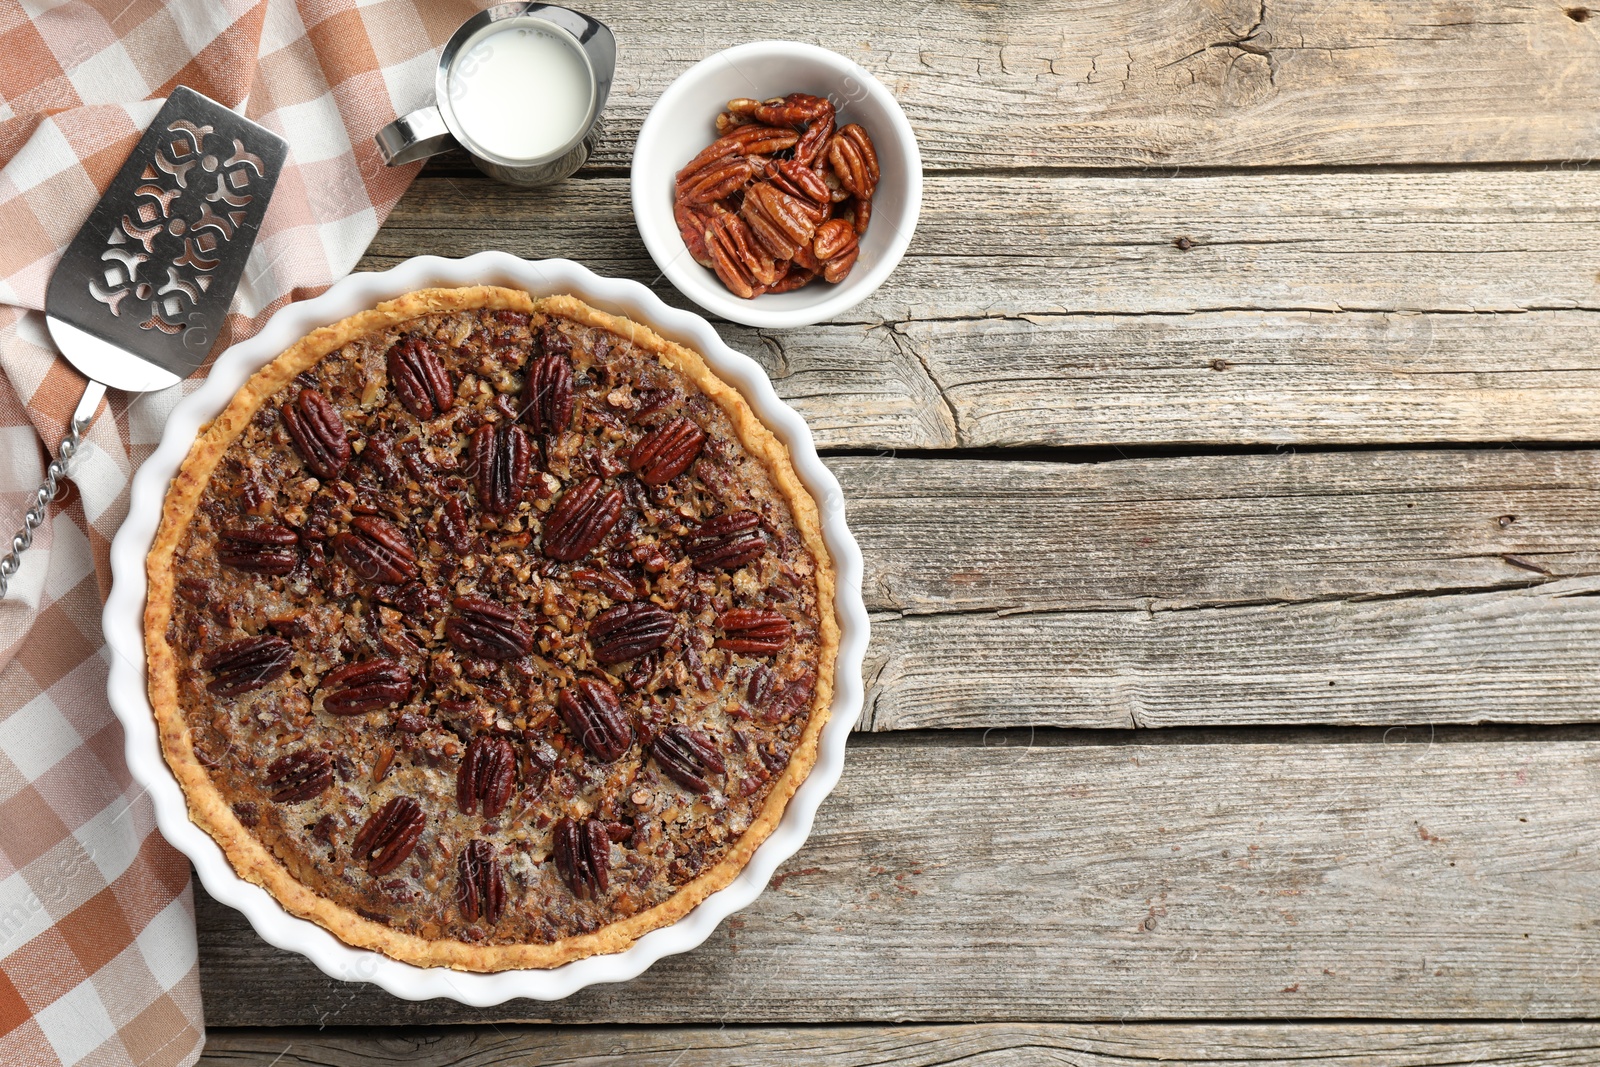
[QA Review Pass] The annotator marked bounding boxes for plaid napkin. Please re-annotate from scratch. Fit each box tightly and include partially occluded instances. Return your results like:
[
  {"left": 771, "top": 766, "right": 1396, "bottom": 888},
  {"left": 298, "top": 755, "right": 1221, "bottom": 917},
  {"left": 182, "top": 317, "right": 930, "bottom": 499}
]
[{"left": 0, "top": 2, "right": 482, "bottom": 1063}]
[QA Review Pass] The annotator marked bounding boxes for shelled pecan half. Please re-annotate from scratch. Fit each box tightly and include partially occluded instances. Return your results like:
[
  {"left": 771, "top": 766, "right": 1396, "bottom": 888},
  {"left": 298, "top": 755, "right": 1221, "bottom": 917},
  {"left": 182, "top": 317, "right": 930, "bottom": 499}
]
[
  {"left": 457, "top": 735, "right": 516, "bottom": 817},
  {"left": 280, "top": 387, "right": 350, "bottom": 479},
  {"left": 589, "top": 602, "right": 675, "bottom": 664},
  {"left": 764, "top": 159, "right": 830, "bottom": 219},
  {"left": 471, "top": 422, "right": 532, "bottom": 515},
  {"left": 813, "top": 218, "right": 861, "bottom": 284},
  {"left": 457, "top": 839, "right": 505, "bottom": 924},
  {"left": 446, "top": 596, "right": 534, "bottom": 660},
  {"left": 542, "top": 476, "right": 624, "bottom": 561},
  {"left": 572, "top": 566, "right": 638, "bottom": 602},
  {"left": 552, "top": 816, "right": 610, "bottom": 899},
  {"left": 675, "top": 200, "right": 716, "bottom": 269},
  {"left": 263, "top": 749, "right": 333, "bottom": 803},
  {"left": 629, "top": 416, "right": 706, "bottom": 486},
  {"left": 435, "top": 494, "right": 476, "bottom": 554},
  {"left": 827, "top": 123, "right": 879, "bottom": 199},
  {"left": 217, "top": 523, "right": 299, "bottom": 575},
  {"left": 352, "top": 797, "right": 424, "bottom": 875},
  {"left": 651, "top": 725, "right": 726, "bottom": 794},
  {"left": 333, "top": 515, "right": 417, "bottom": 585},
  {"left": 557, "top": 678, "right": 633, "bottom": 762},
  {"left": 715, "top": 608, "right": 793, "bottom": 654},
  {"left": 725, "top": 92, "right": 833, "bottom": 128},
  {"left": 202, "top": 635, "right": 294, "bottom": 697},
  {"left": 686, "top": 510, "right": 765, "bottom": 571},
  {"left": 386, "top": 336, "right": 453, "bottom": 420},
  {"left": 678, "top": 155, "right": 755, "bottom": 206},
  {"left": 741, "top": 182, "right": 819, "bottom": 261},
  {"left": 320, "top": 658, "right": 411, "bottom": 715},
  {"left": 704, "top": 211, "right": 779, "bottom": 299},
  {"left": 521, "top": 352, "right": 574, "bottom": 435}
]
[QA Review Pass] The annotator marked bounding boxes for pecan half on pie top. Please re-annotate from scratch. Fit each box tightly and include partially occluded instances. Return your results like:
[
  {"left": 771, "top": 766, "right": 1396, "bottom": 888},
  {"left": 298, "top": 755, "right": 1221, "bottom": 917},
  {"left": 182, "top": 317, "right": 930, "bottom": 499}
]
[{"left": 144, "top": 288, "right": 836, "bottom": 971}]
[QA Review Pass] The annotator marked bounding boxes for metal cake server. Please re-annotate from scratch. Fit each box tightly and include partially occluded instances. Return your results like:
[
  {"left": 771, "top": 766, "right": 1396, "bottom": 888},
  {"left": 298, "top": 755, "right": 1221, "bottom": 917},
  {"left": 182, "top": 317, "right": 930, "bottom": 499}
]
[{"left": 0, "top": 85, "right": 286, "bottom": 598}]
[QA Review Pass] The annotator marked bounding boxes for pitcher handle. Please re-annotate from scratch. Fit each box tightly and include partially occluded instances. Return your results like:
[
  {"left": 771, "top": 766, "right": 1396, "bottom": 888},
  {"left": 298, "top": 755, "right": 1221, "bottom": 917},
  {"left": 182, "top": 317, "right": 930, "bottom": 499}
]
[{"left": 375, "top": 105, "right": 454, "bottom": 166}]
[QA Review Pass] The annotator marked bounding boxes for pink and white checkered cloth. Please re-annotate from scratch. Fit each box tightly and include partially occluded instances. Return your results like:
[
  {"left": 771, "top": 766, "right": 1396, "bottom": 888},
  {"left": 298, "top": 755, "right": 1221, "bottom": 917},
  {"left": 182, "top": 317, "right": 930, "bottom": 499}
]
[{"left": 0, "top": 2, "right": 482, "bottom": 1063}]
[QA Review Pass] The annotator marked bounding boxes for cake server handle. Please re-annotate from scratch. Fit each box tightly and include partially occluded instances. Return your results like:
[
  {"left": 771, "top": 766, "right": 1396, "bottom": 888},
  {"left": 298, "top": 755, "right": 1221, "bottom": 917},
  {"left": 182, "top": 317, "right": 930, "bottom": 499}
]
[{"left": 0, "top": 379, "right": 106, "bottom": 599}]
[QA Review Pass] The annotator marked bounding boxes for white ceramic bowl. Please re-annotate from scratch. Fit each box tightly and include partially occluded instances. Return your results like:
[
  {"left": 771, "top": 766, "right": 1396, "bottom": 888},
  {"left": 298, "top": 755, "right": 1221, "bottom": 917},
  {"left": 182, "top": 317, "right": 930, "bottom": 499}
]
[
  {"left": 632, "top": 41, "right": 922, "bottom": 328},
  {"left": 101, "top": 252, "right": 869, "bottom": 1003}
]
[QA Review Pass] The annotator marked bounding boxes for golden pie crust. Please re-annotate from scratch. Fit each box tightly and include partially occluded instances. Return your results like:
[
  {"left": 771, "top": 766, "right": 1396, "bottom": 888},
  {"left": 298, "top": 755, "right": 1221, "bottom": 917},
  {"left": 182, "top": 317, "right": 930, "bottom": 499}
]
[{"left": 144, "top": 286, "right": 837, "bottom": 970}]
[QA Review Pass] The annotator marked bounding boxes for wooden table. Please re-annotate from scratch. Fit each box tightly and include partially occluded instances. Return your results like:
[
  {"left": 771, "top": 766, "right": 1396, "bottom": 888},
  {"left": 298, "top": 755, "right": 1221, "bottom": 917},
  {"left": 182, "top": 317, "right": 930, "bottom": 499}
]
[{"left": 199, "top": 3, "right": 1600, "bottom": 1062}]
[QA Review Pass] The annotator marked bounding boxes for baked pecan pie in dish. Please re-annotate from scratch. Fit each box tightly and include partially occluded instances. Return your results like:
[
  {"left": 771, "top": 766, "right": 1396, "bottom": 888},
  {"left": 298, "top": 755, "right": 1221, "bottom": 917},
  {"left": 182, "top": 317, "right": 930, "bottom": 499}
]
[{"left": 144, "top": 286, "right": 836, "bottom": 971}]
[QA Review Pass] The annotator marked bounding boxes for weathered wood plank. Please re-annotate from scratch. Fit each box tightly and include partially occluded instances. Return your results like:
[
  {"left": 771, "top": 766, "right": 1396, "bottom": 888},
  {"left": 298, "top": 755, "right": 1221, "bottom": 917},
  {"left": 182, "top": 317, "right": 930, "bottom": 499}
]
[
  {"left": 841, "top": 446, "right": 1600, "bottom": 723},
  {"left": 197, "top": 736, "right": 1600, "bottom": 1024},
  {"left": 903, "top": 310, "right": 1600, "bottom": 448},
  {"left": 370, "top": 171, "right": 1600, "bottom": 448},
  {"left": 201, "top": 1022, "right": 1600, "bottom": 1066},
  {"left": 564, "top": 1, "right": 1600, "bottom": 169},
  {"left": 377, "top": 170, "right": 1600, "bottom": 319},
  {"left": 840, "top": 451, "right": 1600, "bottom": 728},
  {"left": 830, "top": 451, "right": 1600, "bottom": 614},
  {"left": 863, "top": 577, "right": 1600, "bottom": 730}
]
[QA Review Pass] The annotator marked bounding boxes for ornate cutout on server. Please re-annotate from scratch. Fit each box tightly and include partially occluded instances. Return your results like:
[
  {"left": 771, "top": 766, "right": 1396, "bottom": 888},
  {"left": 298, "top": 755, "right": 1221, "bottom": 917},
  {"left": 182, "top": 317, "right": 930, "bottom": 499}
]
[{"left": 45, "top": 86, "right": 287, "bottom": 375}]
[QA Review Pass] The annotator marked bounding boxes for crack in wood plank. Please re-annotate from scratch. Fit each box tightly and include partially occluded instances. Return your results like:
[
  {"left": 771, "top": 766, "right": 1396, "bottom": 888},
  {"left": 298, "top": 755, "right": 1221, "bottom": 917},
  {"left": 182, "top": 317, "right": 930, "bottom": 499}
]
[
  {"left": 556, "top": 0, "right": 1600, "bottom": 169},
  {"left": 860, "top": 576, "right": 1600, "bottom": 730},
  {"left": 369, "top": 168, "right": 1600, "bottom": 449}
]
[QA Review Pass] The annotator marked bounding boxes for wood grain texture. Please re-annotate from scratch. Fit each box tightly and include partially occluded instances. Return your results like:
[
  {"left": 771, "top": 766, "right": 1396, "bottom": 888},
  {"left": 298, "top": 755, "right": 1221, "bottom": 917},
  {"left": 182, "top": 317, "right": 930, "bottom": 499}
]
[
  {"left": 196, "top": 736, "right": 1600, "bottom": 1025},
  {"left": 563, "top": 0, "right": 1600, "bottom": 169},
  {"left": 376, "top": 170, "right": 1600, "bottom": 319},
  {"left": 201, "top": 1022, "right": 1600, "bottom": 1066},
  {"left": 842, "top": 450, "right": 1600, "bottom": 728},
  {"left": 863, "top": 577, "right": 1600, "bottom": 730},
  {"left": 370, "top": 170, "right": 1600, "bottom": 448},
  {"left": 903, "top": 310, "right": 1600, "bottom": 448},
  {"left": 831, "top": 451, "right": 1600, "bottom": 614}
]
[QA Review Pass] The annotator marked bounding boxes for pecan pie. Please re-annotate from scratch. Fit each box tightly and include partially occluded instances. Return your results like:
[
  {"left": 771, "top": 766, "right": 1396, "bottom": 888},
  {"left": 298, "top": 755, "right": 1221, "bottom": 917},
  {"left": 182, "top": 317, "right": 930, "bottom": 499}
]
[{"left": 144, "top": 287, "right": 836, "bottom": 970}]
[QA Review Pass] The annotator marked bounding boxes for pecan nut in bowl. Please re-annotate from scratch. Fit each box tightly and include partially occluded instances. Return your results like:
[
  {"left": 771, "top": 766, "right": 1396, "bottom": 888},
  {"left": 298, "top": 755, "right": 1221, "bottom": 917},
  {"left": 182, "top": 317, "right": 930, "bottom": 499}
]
[
  {"left": 137, "top": 277, "right": 856, "bottom": 985},
  {"left": 633, "top": 41, "right": 922, "bottom": 329},
  {"left": 671, "top": 90, "right": 878, "bottom": 301}
]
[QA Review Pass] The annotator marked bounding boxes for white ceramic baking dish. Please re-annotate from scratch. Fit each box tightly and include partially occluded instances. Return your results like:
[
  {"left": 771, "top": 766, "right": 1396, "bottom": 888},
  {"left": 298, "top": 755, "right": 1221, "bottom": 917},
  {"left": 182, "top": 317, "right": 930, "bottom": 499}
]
[{"left": 100, "top": 252, "right": 868, "bottom": 1004}]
